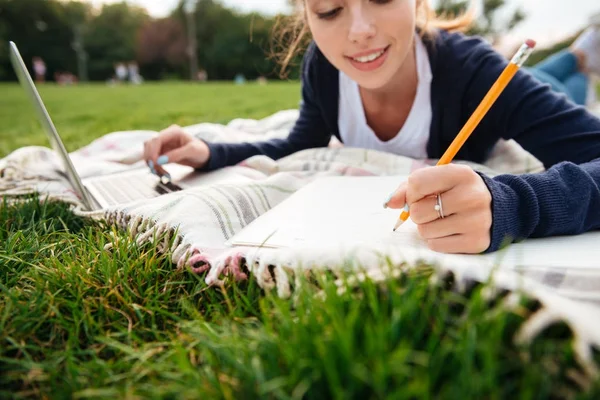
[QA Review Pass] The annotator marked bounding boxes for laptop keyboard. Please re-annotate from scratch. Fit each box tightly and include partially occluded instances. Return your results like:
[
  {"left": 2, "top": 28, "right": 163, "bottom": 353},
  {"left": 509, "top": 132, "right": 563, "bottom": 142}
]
[{"left": 89, "top": 173, "right": 178, "bottom": 206}]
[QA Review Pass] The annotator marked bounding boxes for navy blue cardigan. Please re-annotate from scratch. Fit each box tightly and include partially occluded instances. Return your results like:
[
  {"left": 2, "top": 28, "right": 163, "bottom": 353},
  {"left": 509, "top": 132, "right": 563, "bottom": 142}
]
[{"left": 203, "top": 30, "right": 600, "bottom": 253}]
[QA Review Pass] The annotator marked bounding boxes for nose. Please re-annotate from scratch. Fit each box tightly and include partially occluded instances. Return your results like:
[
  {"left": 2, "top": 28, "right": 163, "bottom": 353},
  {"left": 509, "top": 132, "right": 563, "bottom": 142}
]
[{"left": 348, "top": 7, "right": 375, "bottom": 43}]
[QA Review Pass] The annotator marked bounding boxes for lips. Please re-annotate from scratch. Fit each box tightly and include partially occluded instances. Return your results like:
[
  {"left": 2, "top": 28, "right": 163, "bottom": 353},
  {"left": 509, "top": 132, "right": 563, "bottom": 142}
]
[
  {"left": 345, "top": 45, "right": 390, "bottom": 72},
  {"left": 349, "top": 48, "right": 387, "bottom": 63}
]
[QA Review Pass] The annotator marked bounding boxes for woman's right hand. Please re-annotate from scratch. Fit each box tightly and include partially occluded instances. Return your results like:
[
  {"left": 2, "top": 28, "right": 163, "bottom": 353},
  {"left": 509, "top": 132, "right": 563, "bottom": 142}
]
[{"left": 143, "top": 124, "right": 210, "bottom": 176}]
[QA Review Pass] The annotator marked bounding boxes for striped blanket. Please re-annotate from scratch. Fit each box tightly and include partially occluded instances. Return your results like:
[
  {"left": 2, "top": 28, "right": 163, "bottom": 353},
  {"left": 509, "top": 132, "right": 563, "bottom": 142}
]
[{"left": 2, "top": 109, "right": 600, "bottom": 378}]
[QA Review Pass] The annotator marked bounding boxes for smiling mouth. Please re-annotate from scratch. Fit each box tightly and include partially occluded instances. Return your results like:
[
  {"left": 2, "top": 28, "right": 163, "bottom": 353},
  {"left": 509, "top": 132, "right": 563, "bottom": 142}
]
[{"left": 347, "top": 46, "right": 390, "bottom": 63}]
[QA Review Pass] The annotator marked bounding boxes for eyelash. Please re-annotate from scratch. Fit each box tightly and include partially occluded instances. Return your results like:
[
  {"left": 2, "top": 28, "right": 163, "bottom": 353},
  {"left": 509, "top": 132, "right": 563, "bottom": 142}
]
[
  {"left": 316, "top": 7, "right": 342, "bottom": 20},
  {"left": 316, "top": 0, "right": 392, "bottom": 21}
]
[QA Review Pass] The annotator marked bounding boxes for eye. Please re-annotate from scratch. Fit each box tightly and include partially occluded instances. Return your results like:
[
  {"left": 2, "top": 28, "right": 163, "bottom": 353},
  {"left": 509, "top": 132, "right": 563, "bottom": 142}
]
[
  {"left": 316, "top": 7, "right": 342, "bottom": 20},
  {"left": 371, "top": 0, "right": 392, "bottom": 3}
]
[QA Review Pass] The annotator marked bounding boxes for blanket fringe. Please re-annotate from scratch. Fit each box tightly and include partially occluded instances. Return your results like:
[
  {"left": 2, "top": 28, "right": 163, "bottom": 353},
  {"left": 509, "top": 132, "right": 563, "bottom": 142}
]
[{"left": 103, "top": 209, "right": 194, "bottom": 269}]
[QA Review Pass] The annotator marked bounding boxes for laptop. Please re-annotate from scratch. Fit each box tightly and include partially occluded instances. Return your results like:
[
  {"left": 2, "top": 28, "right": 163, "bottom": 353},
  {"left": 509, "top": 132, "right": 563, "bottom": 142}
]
[{"left": 9, "top": 41, "right": 199, "bottom": 211}]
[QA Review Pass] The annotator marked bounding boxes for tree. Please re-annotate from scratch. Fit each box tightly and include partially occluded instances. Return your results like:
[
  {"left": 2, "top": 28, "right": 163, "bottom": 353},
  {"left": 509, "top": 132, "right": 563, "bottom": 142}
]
[
  {"left": 171, "top": 0, "right": 278, "bottom": 80},
  {"left": 61, "top": 1, "right": 93, "bottom": 81},
  {"left": 136, "top": 17, "right": 187, "bottom": 80},
  {"left": 0, "top": 0, "right": 283, "bottom": 82},
  {"left": 83, "top": 2, "right": 149, "bottom": 80},
  {"left": 0, "top": 0, "right": 78, "bottom": 81}
]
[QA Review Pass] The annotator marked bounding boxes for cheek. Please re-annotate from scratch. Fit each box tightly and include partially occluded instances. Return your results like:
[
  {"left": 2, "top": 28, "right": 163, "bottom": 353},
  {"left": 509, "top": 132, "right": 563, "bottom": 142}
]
[
  {"left": 381, "top": 8, "right": 415, "bottom": 44},
  {"left": 384, "top": 17, "right": 415, "bottom": 68},
  {"left": 311, "top": 30, "right": 335, "bottom": 54},
  {"left": 310, "top": 25, "right": 347, "bottom": 66}
]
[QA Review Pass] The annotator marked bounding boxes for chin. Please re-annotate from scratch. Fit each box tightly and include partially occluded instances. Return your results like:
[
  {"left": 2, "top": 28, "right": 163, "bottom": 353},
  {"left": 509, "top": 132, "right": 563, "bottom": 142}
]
[
  {"left": 351, "top": 72, "right": 396, "bottom": 90},
  {"left": 343, "top": 66, "right": 399, "bottom": 91}
]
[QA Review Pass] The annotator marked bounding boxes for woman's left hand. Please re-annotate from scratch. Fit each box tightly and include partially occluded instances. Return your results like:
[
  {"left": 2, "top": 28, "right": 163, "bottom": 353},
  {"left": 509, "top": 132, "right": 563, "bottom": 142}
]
[{"left": 385, "top": 164, "right": 493, "bottom": 254}]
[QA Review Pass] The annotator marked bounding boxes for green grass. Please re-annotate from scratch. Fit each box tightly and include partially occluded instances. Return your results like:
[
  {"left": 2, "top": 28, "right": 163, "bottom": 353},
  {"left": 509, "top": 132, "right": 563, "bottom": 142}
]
[
  {"left": 1, "top": 82, "right": 600, "bottom": 399},
  {"left": 0, "top": 82, "right": 301, "bottom": 156}
]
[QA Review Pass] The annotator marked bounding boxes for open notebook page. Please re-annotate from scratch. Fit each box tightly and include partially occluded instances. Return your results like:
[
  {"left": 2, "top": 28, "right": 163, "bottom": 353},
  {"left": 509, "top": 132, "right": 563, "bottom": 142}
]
[{"left": 227, "top": 176, "right": 600, "bottom": 270}]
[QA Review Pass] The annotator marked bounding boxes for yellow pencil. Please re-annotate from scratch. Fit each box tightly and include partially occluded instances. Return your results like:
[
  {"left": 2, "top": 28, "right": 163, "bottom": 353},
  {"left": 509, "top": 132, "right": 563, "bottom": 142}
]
[{"left": 393, "top": 38, "right": 537, "bottom": 231}]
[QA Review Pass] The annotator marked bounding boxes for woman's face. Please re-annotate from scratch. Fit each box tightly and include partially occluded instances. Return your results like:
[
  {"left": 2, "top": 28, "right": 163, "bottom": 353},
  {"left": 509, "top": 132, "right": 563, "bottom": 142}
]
[{"left": 305, "top": 0, "right": 417, "bottom": 90}]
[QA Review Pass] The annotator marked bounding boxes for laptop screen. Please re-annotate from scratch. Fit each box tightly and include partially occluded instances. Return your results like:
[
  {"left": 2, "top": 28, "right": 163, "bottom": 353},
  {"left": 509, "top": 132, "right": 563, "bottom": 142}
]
[{"left": 8, "top": 41, "right": 95, "bottom": 210}]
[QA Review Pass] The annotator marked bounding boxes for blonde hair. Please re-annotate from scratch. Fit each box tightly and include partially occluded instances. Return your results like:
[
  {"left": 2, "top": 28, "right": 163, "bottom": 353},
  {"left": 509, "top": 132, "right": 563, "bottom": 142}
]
[{"left": 271, "top": 0, "right": 475, "bottom": 77}]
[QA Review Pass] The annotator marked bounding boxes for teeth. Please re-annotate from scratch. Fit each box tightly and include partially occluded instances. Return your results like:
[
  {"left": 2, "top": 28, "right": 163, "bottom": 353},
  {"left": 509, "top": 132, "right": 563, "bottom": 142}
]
[{"left": 352, "top": 49, "right": 385, "bottom": 63}]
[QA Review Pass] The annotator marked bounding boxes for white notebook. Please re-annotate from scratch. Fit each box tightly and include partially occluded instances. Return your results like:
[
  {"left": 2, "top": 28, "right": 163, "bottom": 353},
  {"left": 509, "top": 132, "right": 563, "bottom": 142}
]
[{"left": 227, "top": 176, "right": 600, "bottom": 269}]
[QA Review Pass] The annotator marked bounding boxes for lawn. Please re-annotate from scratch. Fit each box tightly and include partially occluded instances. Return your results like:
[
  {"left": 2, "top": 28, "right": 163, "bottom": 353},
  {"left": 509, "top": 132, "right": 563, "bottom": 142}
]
[
  {"left": 1, "top": 82, "right": 599, "bottom": 399},
  {"left": 0, "top": 82, "right": 302, "bottom": 156}
]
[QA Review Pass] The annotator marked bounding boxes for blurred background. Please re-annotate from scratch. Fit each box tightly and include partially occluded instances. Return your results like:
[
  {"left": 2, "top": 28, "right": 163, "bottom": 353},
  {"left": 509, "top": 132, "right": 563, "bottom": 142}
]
[{"left": 0, "top": 0, "right": 598, "bottom": 84}]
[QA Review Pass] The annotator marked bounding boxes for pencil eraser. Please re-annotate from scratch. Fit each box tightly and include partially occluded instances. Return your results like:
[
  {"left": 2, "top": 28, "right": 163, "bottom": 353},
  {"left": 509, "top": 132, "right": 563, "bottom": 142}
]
[{"left": 525, "top": 39, "right": 536, "bottom": 48}]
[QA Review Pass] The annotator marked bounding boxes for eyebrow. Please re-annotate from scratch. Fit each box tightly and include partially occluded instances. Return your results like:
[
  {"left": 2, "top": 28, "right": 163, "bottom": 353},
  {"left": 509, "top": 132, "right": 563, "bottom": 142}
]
[{"left": 306, "top": 0, "right": 331, "bottom": 8}]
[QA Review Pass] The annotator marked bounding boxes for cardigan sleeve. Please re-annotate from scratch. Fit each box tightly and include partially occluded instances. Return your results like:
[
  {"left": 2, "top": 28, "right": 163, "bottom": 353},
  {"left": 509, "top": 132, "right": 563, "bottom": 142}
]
[
  {"left": 456, "top": 36, "right": 600, "bottom": 252},
  {"left": 201, "top": 43, "right": 332, "bottom": 171}
]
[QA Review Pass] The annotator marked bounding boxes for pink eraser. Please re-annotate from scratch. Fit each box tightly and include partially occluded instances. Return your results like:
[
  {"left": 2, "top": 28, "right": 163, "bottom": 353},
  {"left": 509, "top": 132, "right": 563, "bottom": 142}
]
[{"left": 525, "top": 39, "right": 536, "bottom": 48}]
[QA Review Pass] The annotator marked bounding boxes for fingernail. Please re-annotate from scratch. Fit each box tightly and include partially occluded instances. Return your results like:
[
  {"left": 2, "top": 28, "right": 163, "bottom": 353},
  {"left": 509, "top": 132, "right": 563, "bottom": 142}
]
[
  {"left": 157, "top": 155, "right": 169, "bottom": 165},
  {"left": 383, "top": 191, "right": 395, "bottom": 208}
]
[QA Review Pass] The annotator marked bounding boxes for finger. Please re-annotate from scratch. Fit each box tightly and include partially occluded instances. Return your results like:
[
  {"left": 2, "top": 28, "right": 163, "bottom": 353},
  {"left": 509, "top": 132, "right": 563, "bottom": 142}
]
[
  {"left": 417, "top": 211, "right": 491, "bottom": 240},
  {"left": 406, "top": 164, "right": 476, "bottom": 204},
  {"left": 147, "top": 125, "right": 186, "bottom": 176},
  {"left": 143, "top": 138, "right": 160, "bottom": 163},
  {"left": 426, "top": 232, "right": 491, "bottom": 254},
  {"left": 143, "top": 141, "right": 158, "bottom": 176},
  {"left": 409, "top": 187, "right": 471, "bottom": 224},
  {"left": 159, "top": 124, "right": 186, "bottom": 142},
  {"left": 163, "top": 145, "right": 193, "bottom": 165},
  {"left": 143, "top": 138, "right": 163, "bottom": 175},
  {"left": 145, "top": 137, "right": 162, "bottom": 164},
  {"left": 411, "top": 194, "right": 446, "bottom": 224},
  {"left": 384, "top": 182, "right": 407, "bottom": 209},
  {"left": 149, "top": 125, "right": 186, "bottom": 163}
]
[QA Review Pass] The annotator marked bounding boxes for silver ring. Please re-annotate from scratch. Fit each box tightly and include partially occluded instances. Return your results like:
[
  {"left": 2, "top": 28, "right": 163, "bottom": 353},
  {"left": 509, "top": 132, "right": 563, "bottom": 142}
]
[{"left": 434, "top": 193, "right": 445, "bottom": 219}]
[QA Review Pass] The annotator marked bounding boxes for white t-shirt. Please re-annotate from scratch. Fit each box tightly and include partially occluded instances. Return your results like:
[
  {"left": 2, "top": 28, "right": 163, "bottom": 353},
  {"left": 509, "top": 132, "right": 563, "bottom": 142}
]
[{"left": 338, "top": 35, "right": 433, "bottom": 159}]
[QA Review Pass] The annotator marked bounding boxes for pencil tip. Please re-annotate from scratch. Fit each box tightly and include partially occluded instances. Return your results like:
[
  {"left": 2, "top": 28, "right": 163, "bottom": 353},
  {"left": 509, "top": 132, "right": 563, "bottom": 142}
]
[{"left": 393, "top": 221, "right": 403, "bottom": 231}]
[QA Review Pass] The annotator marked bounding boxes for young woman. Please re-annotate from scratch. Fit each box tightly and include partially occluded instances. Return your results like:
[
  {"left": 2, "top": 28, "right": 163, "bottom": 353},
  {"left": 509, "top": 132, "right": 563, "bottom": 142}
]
[{"left": 143, "top": 0, "right": 600, "bottom": 255}]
